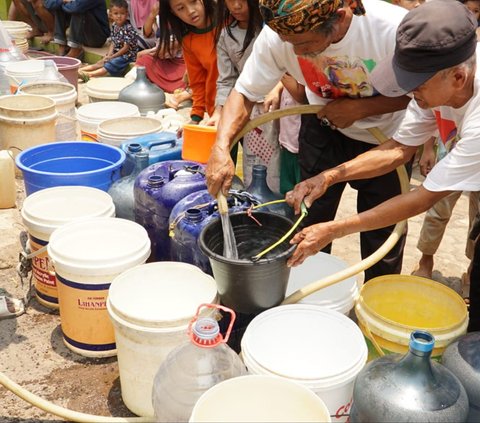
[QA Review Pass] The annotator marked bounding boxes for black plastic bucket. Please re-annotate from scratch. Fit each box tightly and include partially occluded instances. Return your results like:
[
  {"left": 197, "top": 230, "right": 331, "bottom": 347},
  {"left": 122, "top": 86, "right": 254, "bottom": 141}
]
[{"left": 199, "top": 211, "right": 296, "bottom": 314}]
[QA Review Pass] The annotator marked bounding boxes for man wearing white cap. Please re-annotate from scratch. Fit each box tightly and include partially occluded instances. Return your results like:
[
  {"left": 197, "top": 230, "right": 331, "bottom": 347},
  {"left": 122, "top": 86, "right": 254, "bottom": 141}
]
[{"left": 285, "top": 0, "right": 480, "bottom": 330}]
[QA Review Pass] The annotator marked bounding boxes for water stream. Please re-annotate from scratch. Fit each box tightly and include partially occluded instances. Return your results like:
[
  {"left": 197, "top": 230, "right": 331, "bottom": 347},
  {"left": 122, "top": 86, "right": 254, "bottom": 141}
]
[{"left": 220, "top": 213, "right": 238, "bottom": 259}]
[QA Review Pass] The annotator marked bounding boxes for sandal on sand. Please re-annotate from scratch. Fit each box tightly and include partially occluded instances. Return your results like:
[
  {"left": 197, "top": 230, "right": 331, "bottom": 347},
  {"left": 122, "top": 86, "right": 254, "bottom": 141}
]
[{"left": 0, "top": 296, "right": 25, "bottom": 320}]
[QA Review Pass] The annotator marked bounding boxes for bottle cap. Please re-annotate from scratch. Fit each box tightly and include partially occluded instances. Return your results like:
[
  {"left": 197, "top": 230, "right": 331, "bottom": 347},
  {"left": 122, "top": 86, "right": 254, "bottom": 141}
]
[
  {"left": 409, "top": 330, "right": 435, "bottom": 353},
  {"left": 191, "top": 317, "right": 222, "bottom": 347}
]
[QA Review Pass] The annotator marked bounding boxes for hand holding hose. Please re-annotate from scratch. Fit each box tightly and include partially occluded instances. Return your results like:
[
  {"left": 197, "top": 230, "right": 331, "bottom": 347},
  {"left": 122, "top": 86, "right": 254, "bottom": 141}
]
[
  {"left": 206, "top": 143, "right": 235, "bottom": 196},
  {"left": 285, "top": 173, "right": 330, "bottom": 215}
]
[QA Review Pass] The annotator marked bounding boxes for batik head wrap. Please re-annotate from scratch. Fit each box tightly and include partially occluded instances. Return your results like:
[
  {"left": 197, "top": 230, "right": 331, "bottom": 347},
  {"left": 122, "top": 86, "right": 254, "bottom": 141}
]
[{"left": 259, "top": 0, "right": 366, "bottom": 36}]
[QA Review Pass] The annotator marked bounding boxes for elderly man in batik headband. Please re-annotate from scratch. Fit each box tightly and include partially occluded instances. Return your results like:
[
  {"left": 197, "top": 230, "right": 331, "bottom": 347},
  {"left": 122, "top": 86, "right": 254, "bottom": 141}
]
[{"left": 206, "top": 0, "right": 412, "bottom": 283}]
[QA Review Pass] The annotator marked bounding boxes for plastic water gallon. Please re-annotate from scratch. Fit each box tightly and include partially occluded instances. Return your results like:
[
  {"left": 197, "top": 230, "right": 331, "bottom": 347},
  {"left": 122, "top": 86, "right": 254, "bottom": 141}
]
[
  {"left": 287, "top": 253, "right": 362, "bottom": 315},
  {"left": 134, "top": 160, "right": 207, "bottom": 261},
  {"left": 21, "top": 186, "right": 115, "bottom": 308},
  {"left": 442, "top": 332, "right": 480, "bottom": 422},
  {"left": 19, "top": 81, "right": 77, "bottom": 141},
  {"left": 107, "top": 262, "right": 218, "bottom": 417},
  {"left": 47, "top": 217, "right": 150, "bottom": 357},
  {"left": 169, "top": 189, "right": 252, "bottom": 274},
  {"left": 0, "top": 149, "right": 15, "bottom": 209},
  {"left": 350, "top": 331, "right": 469, "bottom": 422},
  {"left": 76, "top": 101, "right": 140, "bottom": 142},
  {"left": 241, "top": 304, "right": 368, "bottom": 422},
  {"left": 152, "top": 304, "right": 247, "bottom": 422},
  {"left": 190, "top": 375, "right": 332, "bottom": 422},
  {"left": 85, "top": 76, "right": 132, "bottom": 102},
  {"left": 97, "top": 116, "right": 163, "bottom": 147}
]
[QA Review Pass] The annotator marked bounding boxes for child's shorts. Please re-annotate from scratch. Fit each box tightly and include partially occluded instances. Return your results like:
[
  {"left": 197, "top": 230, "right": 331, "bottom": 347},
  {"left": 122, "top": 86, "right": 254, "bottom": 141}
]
[{"left": 104, "top": 56, "right": 133, "bottom": 77}]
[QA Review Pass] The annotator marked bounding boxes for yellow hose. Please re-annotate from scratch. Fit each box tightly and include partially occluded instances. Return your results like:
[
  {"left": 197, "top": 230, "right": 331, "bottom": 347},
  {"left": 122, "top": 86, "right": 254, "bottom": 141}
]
[
  {"left": 230, "top": 104, "right": 409, "bottom": 305},
  {"left": 0, "top": 104, "right": 408, "bottom": 421}
]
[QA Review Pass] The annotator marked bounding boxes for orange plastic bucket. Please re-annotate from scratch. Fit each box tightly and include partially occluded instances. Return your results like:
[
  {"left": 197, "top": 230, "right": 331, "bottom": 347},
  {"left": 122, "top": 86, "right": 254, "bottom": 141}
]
[{"left": 181, "top": 124, "right": 217, "bottom": 164}]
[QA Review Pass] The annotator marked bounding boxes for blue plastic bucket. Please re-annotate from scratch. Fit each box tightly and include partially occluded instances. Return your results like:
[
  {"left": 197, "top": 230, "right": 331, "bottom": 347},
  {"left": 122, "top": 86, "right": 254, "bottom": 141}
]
[{"left": 16, "top": 141, "right": 126, "bottom": 195}]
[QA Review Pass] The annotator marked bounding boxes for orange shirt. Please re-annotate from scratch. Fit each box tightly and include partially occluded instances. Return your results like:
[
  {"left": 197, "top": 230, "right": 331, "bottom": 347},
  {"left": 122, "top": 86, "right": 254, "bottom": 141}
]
[{"left": 182, "top": 25, "right": 218, "bottom": 121}]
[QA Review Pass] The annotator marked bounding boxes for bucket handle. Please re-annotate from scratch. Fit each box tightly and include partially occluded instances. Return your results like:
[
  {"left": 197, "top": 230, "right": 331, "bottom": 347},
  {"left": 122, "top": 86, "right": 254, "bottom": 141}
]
[
  {"left": 361, "top": 315, "right": 385, "bottom": 357},
  {"left": 187, "top": 303, "right": 236, "bottom": 344}
]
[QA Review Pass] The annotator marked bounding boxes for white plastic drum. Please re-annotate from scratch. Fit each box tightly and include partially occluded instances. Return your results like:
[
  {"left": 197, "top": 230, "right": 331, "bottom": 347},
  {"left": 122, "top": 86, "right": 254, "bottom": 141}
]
[
  {"left": 85, "top": 77, "right": 132, "bottom": 102},
  {"left": 107, "top": 262, "right": 218, "bottom": 417},
  {"left": 76, "top": 101, "right": 140, "bottom": 142},
  {"left": 47, "top": 217, "right": 150, "bottom": 358},
  {"left": 97, "top": 116, "right": 162, "bottom": 147},
  {"left": 287, "top": 252, "right": 362, "bottom": 315},
  {"left": 190, "top": 375, "right": 332, "bottom": 422},
  {"left": 21, "top": 186, "right": 115, "bottom": 309},
  {"left": 241, "top": 304, "right": 368, "bottom": 423}
]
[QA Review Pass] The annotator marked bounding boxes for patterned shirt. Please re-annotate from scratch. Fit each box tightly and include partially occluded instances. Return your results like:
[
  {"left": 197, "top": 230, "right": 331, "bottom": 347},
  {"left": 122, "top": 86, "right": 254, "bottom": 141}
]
[{"left": 111, "top": 21, "right": 140, "bottom": 62}]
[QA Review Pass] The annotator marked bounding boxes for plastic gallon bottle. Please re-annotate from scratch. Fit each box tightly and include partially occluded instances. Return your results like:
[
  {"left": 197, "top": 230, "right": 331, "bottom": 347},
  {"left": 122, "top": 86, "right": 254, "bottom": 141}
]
[
  {"left": 108, "top": 147, "right": 149, "bottom": 220},
  {"left": 152, "top": 304, "right": 247, "bottom": 422},
  {"left": 0, "top": 150, "right": 15, "bottom": 208},
  {"left": 350, "top": 330, "right": 469, "bottom": 422},
  {"left": 247, "top": 164, "right": 292, "bottom": 218},
  {"left": 442, "top": 332, "right": 480, "bottom": 422}
]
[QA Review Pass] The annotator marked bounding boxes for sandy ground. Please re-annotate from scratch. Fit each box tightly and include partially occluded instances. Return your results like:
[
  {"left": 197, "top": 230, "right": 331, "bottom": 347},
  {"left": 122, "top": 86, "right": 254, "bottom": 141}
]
[{"left": 0, "top": 81, "right": 471, "bottom": 421}]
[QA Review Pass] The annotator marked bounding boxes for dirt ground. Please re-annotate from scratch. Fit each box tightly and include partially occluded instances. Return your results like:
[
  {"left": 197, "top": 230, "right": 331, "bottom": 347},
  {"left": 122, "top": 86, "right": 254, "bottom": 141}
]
[{"left": 0, "top": 82, "right": 471, "bottom": 421}]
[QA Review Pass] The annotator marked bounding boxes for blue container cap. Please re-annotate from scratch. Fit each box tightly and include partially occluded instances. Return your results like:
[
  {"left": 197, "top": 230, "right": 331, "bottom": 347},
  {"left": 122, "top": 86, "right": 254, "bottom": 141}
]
[{"left": 410, "top": 330, "right": 435, "bottom": 353}]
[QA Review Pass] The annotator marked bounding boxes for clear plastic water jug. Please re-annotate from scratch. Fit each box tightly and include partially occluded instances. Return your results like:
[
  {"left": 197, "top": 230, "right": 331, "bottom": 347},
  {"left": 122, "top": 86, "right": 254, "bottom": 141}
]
[{"left": 152, "top": 304, "right": 247, "bottom": 422}]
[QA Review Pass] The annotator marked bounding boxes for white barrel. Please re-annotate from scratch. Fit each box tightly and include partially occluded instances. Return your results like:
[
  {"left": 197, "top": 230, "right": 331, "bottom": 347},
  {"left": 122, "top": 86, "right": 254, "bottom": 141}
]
[
  {"left": 0, "top": 95, "right": 57, "bottom": 162},
  {"left": 85, "top": 77, "right": 132, "bottom": 102},
  {"left": 190, "top": 375, "right": 332, "bottom": 422},
  {"left": 19, "top": 82, "right": 78, "bottom": 141},
  {"left": 107, "top": 262, "right": 218, "bottom": 417},
  {"left": 286, "top": 252, "right": 362, "bottom": 315},
  {"left": 47, "top": 217, "right": 150, "bottom": 357},
  {"left": 5, "top": 60, "right": 45, "bottom": 93},
  {"left": 97, "top": 116, "right": 163, "bottom": 147},
  {"left": 241, "top": 305, "right": 368, "bottom": 423},
  {"left": 21, "top": 186, "right": 115, "bottom": 308},
  {"left": 76, "top": 101, "right": 140, "bottom": 142}
]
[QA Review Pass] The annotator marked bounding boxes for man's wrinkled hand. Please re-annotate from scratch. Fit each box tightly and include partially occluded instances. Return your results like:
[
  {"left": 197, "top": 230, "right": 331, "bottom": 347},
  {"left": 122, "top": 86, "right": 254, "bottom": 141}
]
[
  {"left": 287, "top": 222, "right": 335, "bottom": 267},
  {"left": 206, "top": 144, "right": 235, "bottom": 197},
  {"left": 285, "top": 174, "right": 328, "bottom": 215}
]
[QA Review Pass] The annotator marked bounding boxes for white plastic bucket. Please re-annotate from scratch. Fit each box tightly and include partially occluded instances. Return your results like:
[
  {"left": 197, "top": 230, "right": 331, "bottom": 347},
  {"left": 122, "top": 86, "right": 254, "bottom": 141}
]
[
  {"left": 85, "top": 77, "right": 132, "bottom": 102},
  {"left": 97, "top": 116, "right": 163, "bottom": 147},
  {"left": 286, "top": 253, "right": 362, "bottom": 315},
  {"left": 0, "top": 95, "right": 57, "bottom": 162},
  {"left": 2, "top": 20, "right": 31, "bottom": 41},
  {"left": 19, "top": 82, "right": 78, "bottom": 141},
  {"left": 241, "top": 305, "right": 368, "bottom": 423},
  {"left": 21, "top": 186, "right": 115, "bottom": 309},
  {"left": 0, "top": 149, "right": 15, "bottom": 209},
  {"left": 5, "top": 60, "right": 45, "bottom": 93},
  {"left": 107, "top": 262, "right": 218, "bottom": 417},
  {"left": 190, "top": 375, "right": 332, "bottom": 422},
  {"left": 47, "top": 217, "right": 150, "bottom": 357},
  {"left": 76, "top": 101, "right": 140, "bottom": 142}
]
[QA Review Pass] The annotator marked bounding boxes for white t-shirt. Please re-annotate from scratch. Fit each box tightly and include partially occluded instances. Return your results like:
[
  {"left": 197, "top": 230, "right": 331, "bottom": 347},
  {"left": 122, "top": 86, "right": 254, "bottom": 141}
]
[
  {"left": 393, "top": 49, "right": 480, "bottom": 193},
  {"left": 235, "top": 0, "right": 407, "bottom": 144}
]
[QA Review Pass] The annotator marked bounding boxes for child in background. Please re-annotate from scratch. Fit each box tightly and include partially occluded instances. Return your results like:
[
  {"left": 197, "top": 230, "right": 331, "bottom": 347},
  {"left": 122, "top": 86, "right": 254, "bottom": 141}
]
[
  {"left": 207, "top": 0, "right": 284, "bottom": 190},
  {"left": 278, "top": 73, "right": 306, "bottom": 194},
  {"left": 158, "top": 0, "right": 218, "bottom": 124},
  {"left": 80, "top": 0, "right": 139, "bottom": 78}
]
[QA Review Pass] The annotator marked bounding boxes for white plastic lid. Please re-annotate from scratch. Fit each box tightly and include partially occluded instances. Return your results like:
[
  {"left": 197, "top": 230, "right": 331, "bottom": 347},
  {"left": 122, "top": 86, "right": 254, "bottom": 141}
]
[
  {"left": 47, "top": 217, "right": 150, "bottom": 276},
  {"left": 76, "top": 101, "right": 140, "bottom": 123},
  {"left": 5, "top": 59, "right": 44, "bottom": 75},
  {"left": 286, "top": 253, "right": 360, "bottom": 313},
  {"left": 108, "top": 262, "right": 217, "bottom": 328},
  {"left": 21, "top": 186, "right": 115, "bottom": 237},
  {"left": 241, "top": 305, "right": 367, "bottom": 385},
  {"left": 98, "top": 116, "right": 162, "bottom": 137},
  {"left": 85, "top": 77, "right": 132, "bottom": 99}
]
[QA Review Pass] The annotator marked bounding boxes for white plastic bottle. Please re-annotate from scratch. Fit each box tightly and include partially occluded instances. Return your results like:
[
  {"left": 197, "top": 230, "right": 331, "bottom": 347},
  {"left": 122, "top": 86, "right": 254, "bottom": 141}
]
[
  {"left": 152, "top": 304, "right": 247, "bottom": 422},
  {"left": 0, "top": 150, "right": 16, "bottom": 209}
]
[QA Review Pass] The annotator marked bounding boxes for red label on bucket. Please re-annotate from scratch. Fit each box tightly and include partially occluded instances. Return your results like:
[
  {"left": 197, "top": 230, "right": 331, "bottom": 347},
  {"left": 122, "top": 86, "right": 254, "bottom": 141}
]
[{"left": 30, "top": 237, "right": 58, "bottom": 307}]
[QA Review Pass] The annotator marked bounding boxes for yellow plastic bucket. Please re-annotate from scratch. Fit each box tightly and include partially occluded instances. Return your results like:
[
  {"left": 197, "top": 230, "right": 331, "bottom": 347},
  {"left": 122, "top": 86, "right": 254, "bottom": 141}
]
[{"left": 355, "top": 275, "right": 468, "bottom": 361}]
